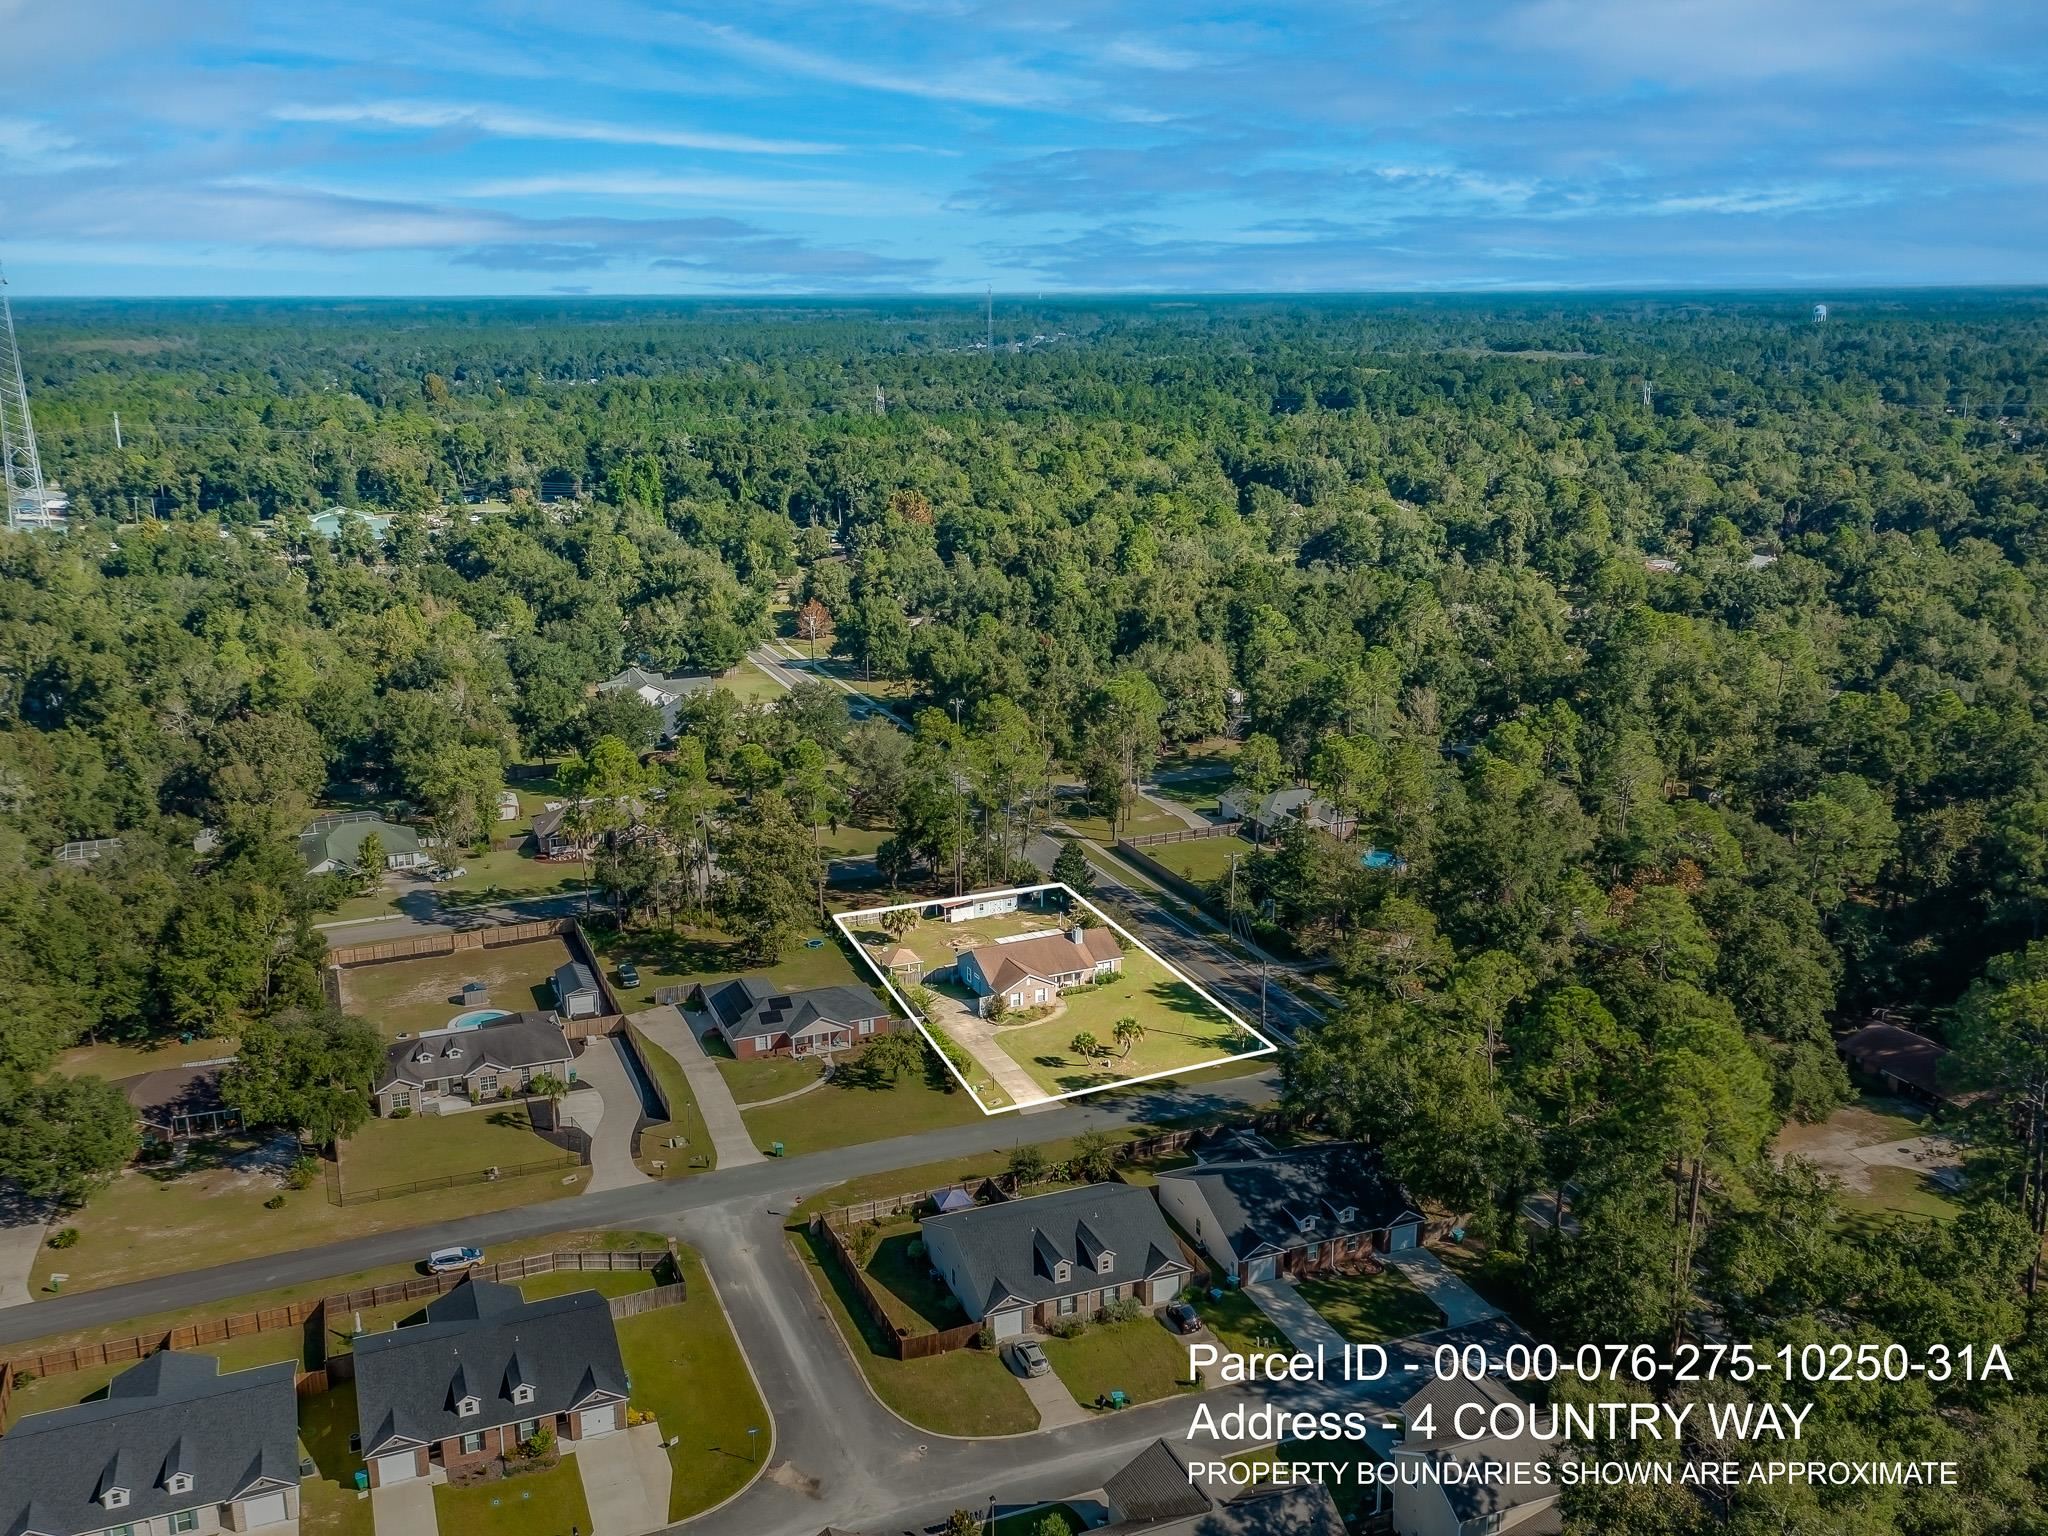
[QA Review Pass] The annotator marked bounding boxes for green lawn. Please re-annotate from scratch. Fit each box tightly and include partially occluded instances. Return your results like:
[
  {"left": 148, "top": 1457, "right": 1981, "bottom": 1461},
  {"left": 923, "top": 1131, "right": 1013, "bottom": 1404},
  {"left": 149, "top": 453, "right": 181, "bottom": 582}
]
[
  {"left": 1295, "top": 1268, "right": 1443, "bottom": 1343},
  {"left": 1042, "top": 1312, "right": 1200, "bottom": 1408},
  {"left": 585, "top": 920, "right": 869, "bottom": 1012},
  {"left": 433, "top": 1455, "right": 591, "bottom": 1536},
  {"left": 1844, "top": 1164, "right": 1964, "bottom": 1223},
  {"left": 993, "top": 1506, "right": 1087, "bottom": 1535},
  {"left": 716, "top": 1051, "right": 824, "bottom": 1105},
  {"left": 516, "top": 1268, "right": 657, "bottom": 1303},
  {"left": 740, "top": 1044, "right": 983, "bottom": 1157},
  {"left": 819, "top": 823, "right": 893, "bottom": 862},
  {"left": 614, "top": 1247, "right": 773, "bottom": 1519},
  {"left": 721, "top": 659, "right": 792, "bottom": 704},
  {"left": 300, "top": 1382, "right": 374, "bottom": 1536},
  {"left": 994, "top": 956, "right": 1257, "bottom": 1097},
  {"left": 1057, "top": 791, "right": 1188, "bottom": 844},
  {"left": 339, "top": 1106, "right": 574, "bottom": 1191},
  {"left": 336, "top": 938, "right": 577, "bottom": 1037},
  {"left": 434, "top": 847, "right": 591, "bottom": 907},
  {"left": 28, "top": 1132, "right": 586, "bottom": 1297},
  {"left": 55, "top": 1033, "right": 233, "bottom": 1083},
  {"left": 624, "top": 1023, "right": 716, "bottom": 1177},
  {"left": 1145, "top": 834, "right": 1257, "bottom": 887},
  {"left": 788, "top": 1224, "right": 1036, "bottom": 1436},
  {"left": 859, "top": 1221, "right": 968, "bottom": 1332}
]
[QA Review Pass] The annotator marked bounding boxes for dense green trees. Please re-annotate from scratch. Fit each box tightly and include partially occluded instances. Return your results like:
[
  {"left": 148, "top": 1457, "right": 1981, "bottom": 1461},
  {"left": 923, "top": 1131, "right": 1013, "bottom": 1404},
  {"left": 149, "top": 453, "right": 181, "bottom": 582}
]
[{"left": 3, "top": 293, "right": 2046, "bottom": 1521}]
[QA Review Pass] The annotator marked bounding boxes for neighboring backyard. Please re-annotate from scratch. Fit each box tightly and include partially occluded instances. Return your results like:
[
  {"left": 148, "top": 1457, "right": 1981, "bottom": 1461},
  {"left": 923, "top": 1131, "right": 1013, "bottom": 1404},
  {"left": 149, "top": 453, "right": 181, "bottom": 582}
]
[
  {"left": 586, "top": 919, "right": 871, "bottom": 1013},
  {"left": 1141, "top": 832, "right": 1257, "bottom": 888},
  {"left": 336, "top": 937, "right": 580, "bottom": 1038},
  {"left": 1774, "top": 1095, "right": 1964, "bottom": 1224},
  {"left": 738, "top": 1043, "right": 983, "bottom": 1157},
  {"left": 624, "top": 1023, "right": 716, "bottom": 1177},
  {"left": 788, "top": 1219, "right": 1035, "bottom": 1436}
]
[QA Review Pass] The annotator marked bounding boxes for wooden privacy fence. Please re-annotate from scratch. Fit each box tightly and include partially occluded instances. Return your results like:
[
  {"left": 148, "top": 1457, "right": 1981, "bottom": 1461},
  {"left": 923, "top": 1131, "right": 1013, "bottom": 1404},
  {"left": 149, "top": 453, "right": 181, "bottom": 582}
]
[
  {"left": 328, "top": 916, "right": 572, "bottom": 968},
  {"left": 608, "top": 1281, "right": 689, "bottom": 1319},
  {"left": 812, "top": 1212, "right": 981, "bottom": 1360},
  {"left": 818, "top": 1180, "right": 1001, "bottom": 1231},
  {"left": 4, "top": 1249, "right": 677, "bottom": 1393}
]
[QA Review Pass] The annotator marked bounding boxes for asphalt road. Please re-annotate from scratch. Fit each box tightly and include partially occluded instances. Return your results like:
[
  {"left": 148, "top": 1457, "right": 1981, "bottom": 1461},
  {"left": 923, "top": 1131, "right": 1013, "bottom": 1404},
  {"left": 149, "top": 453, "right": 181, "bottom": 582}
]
[
  {"left": 0, "top": 1070, "right": 1274, "bottom": 1347},
  {"left": 681, "top": 1192, "right": 1524, "bottom": 1536}
]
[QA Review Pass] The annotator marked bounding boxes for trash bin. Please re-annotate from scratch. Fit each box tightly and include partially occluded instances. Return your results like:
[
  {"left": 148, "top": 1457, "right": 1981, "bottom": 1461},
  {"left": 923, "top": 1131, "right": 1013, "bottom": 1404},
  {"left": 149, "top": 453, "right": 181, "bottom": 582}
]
[
  {"left": 771, "top": 1141, "right": 785, "bottom": 1157},
  {"left": 353, "top": 1471, "right": 369, "bottom": 1492}
]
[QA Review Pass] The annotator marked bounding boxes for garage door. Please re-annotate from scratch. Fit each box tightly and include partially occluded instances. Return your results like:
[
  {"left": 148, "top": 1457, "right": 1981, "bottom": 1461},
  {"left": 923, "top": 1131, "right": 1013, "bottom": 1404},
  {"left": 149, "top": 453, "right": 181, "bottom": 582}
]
[
  {"left": 1246, "top": 1255, "right": 1277, "bottom": 1283},
  {"left": 582, "top": 1403, "right": 620, "bottom": 1436},
  {"left": 1387, "top": 1223, "right": 1419, "bottom": 1253},
  {"left": 374, "top": 1452, "right": 420, "bottom": 1486},
  {"left": 1148, "top": 1276, "right": 1183, "bottom": 1305},
  {"left": 241, "top": 1491, "right": 290, "bottom": 1527},
  {"left": 990, "top": 1308, "right": 1025, "bottom": 1340}
]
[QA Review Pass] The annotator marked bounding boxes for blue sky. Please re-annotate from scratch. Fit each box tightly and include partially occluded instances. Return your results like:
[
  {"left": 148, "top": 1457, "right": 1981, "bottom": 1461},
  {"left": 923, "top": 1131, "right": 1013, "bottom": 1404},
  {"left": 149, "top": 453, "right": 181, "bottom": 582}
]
[{"left": 4, "top": 0, "right": 2045, "bottom": 295}]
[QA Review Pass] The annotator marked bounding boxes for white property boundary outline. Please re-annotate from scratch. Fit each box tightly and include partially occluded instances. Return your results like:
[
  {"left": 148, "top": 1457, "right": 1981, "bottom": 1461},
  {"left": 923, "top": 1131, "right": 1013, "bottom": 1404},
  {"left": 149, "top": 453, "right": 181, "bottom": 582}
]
[{"left": 832, "top": 880, "right": 1277, "bottom": 1116}]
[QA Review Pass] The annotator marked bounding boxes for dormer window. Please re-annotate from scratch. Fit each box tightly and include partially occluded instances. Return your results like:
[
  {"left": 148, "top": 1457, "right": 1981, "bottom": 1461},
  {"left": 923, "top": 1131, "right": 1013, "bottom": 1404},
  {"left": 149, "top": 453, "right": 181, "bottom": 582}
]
[
  {"left": 1338, "top": 1206, "right": 1357, "bottom": 1225},
  {"left": 1096, "top": 1253, "right": 1114, "bottom": 1274},
  {"left": 166, "top": 1472, "right": 193, "bottom": 1495},
  {"left": 458, "top": 1395, "right": 481, "bottom": 1417},
  {"left": 104, "top": 1488, "right": 130, "bottom": 1510},
  {"left": 446, "top": 1046, "right": 462, "bottom": 1059},
  {"left": 512, "top": 1384, "right": 535, "bottom": 1406},
  {"left": 1053, "top": 1261, "right": 1071, "bottom": 1283}
]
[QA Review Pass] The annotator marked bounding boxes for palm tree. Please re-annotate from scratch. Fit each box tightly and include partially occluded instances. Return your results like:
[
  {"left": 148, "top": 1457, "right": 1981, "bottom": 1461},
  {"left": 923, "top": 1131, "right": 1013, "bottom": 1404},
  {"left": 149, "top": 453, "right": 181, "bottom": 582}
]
[
  {"left": 527, "top": 1071, "right": 570, "bottom": 1130},
  {"left": 1113, "top": 1017, "right": 1145, "bottom": 1057},
  {"left": 1070, "top": 1031, "right": 1100, "bottom": 1060}
]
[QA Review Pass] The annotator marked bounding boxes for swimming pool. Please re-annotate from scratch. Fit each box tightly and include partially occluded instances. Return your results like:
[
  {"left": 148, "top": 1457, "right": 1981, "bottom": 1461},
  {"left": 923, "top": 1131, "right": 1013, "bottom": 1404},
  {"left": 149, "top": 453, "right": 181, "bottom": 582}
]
[{"left": 448, "top": 1008, "right": 509, "bottom": 1030}]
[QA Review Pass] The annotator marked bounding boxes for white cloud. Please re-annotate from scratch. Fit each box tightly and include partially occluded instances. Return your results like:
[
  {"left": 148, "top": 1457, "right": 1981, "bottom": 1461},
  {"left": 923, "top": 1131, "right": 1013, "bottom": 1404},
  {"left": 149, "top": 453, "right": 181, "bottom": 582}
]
[
  {"left": 458, "top": 171, "right": 937, "bottom": 214},
  {"left": 272, "top": 100, "right": 840, "bottom": 156},
  {"left": 0, "top": 114, "right": 115, "bottom": 171},
  {"left": 687, "top": 21, "right": 1066, "bottom": 107}
]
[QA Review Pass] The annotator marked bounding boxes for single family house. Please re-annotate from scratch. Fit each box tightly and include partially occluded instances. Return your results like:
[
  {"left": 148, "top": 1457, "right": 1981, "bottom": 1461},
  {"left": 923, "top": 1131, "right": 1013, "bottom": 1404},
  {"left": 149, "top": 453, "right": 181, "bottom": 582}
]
[
  {"left": 298, "top": 813, "right": 428, "bottom": 874},
  {"left": 594, "top": 664, "right": 729, "bottom": 739},
  {"left": 1216, "top": 786, "right": 1354, "bottom": 843},
  {"left": 1098, "top": 1439, "right": 1347, "bottom": 1534},
  {"left": 1390, "top": 1374, "right": 1560, "bottom": 1536},
  {"left": 122, "top": 1065, "right": 240, "bottom": 1143},
  {"left": 0, "top": 1350, "right": 301, "bottom": 1536},
  {"left": 1156, "top": 1142, "right": 1424, "bottom": 1285},
  {"left": 551, "top": 961, "right": 604, "bottom": 1019},
  {"left": 953, "top": 926, "right": 1123, "bottom": 1017},
  {"left": 939, "top": 891, "right": 1020, "bottom": 923},
  {"left": 372, "top": 1013, "right": 574, "bottom": 1116},
  {"left": 529, "top": 797, "right": 651, "bottom": 860},
  {"left": 691, "top": 977, "right": 894, "bottom": 1060},
  {"left": 1836, "top": 1020, "right": 1965, "bottom": 1107},
  {"left": 921, "top": 1183, "right": 1192, "bottom": 1339},
  {"left": 352, "top": 1276, "right": 629, "bottom": 1488}
]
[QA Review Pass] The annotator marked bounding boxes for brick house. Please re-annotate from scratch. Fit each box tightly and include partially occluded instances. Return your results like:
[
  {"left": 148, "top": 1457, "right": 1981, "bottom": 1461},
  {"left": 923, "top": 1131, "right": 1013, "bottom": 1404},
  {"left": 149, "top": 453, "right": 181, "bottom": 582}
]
[
  {"left": 1155, "top": 1142, "right": 1423, "bottom": 1285},
  {"left": 952, "top": 926, "right": 1123, "bottom": 1018},
  {"left": 921, "top": 1183, "right": 1192, "bottom": 1341},
  {"left": 352, "top": 1277, "right": 629, "bottom": 1488},
  {"left": 691, "top": 977, "right": 894, "bottom": 1060},
  {"left": 0, "top": 1351, "right": 301, "bottom": 1536},
  {"left": 370, "top": 1013, "right": 574, "bottom": 1117}
]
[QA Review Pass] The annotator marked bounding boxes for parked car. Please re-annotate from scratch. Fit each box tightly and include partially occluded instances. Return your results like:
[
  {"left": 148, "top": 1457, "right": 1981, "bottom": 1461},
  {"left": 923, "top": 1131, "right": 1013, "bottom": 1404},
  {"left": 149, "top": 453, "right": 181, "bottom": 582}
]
[
  {"left": 617, "top": 962, "right": 641, "bottom": 988},
  {"left": 426, "top": 1245, "right": 484, "bottom": 1273},
  {"left": 1005, "top": 1338, "right": 1050, "bottom": 1377},
  {"left": 1164, "top": 1301, "right": 1202, "bottom": 1335}
]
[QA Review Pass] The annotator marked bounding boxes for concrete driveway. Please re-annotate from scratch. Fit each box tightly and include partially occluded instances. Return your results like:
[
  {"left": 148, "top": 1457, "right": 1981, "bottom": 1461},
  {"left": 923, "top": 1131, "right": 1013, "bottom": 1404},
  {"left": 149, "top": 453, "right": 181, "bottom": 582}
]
[
  {"left": 575, "top": 1424, "right": 671, "bottom": 1536},
  {"left": 1013, "top": 1355, "right": 1089, "bottom": 1429},
  {"left": 1387, "top": 1249, "right": 1501, "bottom": 1326},
  {"left": 0, "top": 1188, "right": 51, "bottom": 1308},
  {"left": 635, "top": 1006, "right": 764, "bottom": 1168},
  {"left": 368, "top": 1477, "right": 438, "bottom": 1536},
  {"left": 564, "top": 1038, "right": 653, "bottom": 1194},
  {"left": 1247, "top": 1279, "right": 1348, "bottom": 1354}
]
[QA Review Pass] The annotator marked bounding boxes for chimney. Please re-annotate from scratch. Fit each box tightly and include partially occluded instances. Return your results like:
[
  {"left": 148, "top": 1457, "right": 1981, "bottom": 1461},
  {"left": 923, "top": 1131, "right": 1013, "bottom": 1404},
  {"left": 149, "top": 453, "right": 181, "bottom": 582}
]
[{"left": 1068, "top": 925, "right": 1086, "bottom": 947}]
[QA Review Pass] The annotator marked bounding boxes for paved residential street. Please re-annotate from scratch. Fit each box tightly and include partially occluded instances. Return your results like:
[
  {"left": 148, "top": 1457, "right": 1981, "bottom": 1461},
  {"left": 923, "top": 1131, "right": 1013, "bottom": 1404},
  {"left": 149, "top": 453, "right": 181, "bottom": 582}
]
[{"left": 0, "top": 1068, "right": 1273, "bottom": 1346}]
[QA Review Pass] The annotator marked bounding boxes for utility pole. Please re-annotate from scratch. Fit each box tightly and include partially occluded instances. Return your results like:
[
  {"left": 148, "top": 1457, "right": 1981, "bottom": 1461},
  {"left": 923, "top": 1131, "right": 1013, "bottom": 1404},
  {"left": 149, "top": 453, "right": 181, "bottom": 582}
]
[
  {"left": 1640, "top": 379, "right": 1653, "bottom": 411},
  {"left": 872, "top": 386, "right": 885, "bottom": 416},
  {"left": 985, "top": 284, "right": 993, "bottom": 355},
  {"left": 112, "top": 411, "right": 122, "bottom": 449}
]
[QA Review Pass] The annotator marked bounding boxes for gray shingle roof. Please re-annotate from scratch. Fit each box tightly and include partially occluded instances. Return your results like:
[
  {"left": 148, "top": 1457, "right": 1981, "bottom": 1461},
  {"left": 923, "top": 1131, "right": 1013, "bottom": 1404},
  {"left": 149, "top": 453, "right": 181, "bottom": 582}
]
[
  {"left": 1096, "top": 1440, "right": 1348, "bottom": 1535},
  {"left": 374, "top": 1013, "right": 571, "bottom": 1092},
  {"left": 552, "top": 961, "right": 599, "bottom": 1001},
  {"left": 1157, "top": 1143, "right": 1420, "bottom": 1256},
  {"left": 0, "top": 1351, "right": 299, "bottom": 1536},
  {"left": 1106, "top": 1439, "right": 1211, "bottom": 1521},
  {"left": 699, "top": 978, "right": 890, "bottom": 1042},
  {"left": 922, "top": 1184, "right": 1191, "bottom": 1316},
  {"left": 1396, "top": 1374, "right": 1558, "bottom": 1524},
  {"left": 352, "top": 1278, "right": 627, "bottom": 1455}
]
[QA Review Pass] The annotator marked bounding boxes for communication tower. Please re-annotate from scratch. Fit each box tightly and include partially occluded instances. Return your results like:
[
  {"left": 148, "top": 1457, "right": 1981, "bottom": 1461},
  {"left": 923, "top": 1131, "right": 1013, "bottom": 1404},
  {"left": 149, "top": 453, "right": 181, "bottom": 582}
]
[
  {"left": 0, "top": 265, "right": 49, "bottom": 531},
  {"left": 1813, "top": 303, "right": 1828, "bottom": 324}
]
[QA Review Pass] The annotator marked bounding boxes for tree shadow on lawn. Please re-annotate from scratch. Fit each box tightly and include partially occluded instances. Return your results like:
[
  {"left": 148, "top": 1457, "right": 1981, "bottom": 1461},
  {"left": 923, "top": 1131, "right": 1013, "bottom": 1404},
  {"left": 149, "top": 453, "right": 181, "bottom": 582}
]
[{"left": 865, "top": 1230, "right": 968, "bottom": 1332}]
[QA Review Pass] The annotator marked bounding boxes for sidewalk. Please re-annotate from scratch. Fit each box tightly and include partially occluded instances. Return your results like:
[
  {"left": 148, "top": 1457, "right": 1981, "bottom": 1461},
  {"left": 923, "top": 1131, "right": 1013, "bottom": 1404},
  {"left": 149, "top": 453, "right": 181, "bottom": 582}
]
[
  {"left": 1386, "top": 1248, "right": 1500, "bottom": 1326},
  {"left": 635, "top": 1006, "right": 765, "bottom": 1168}
]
